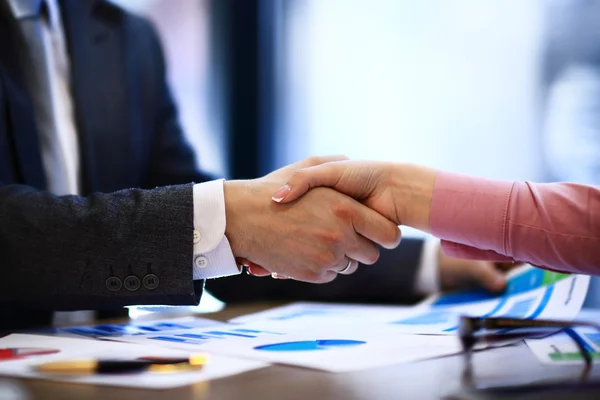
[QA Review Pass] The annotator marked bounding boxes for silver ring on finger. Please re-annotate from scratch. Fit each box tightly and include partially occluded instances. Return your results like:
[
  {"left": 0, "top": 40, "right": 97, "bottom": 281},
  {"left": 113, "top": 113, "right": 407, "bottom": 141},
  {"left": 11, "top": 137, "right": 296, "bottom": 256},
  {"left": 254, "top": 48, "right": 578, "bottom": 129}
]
[{"left": 337, "top": 258, "right": 356, "bottom": 275}]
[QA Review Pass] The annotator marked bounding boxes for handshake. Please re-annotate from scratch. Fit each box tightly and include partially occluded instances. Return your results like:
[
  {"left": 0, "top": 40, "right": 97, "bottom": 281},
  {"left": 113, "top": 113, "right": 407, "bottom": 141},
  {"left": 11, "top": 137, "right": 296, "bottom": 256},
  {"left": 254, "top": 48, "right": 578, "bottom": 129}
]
[{"left": 223, "top": 156, "right": 509, "bottom": 292}]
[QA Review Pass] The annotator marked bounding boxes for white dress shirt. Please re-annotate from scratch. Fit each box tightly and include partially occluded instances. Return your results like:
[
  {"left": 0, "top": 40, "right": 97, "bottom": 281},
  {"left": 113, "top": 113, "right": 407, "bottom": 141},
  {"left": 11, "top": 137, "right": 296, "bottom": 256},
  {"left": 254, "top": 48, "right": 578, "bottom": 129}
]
[{"left": 34, "top": 0, "right": 439, "bottom": 290}]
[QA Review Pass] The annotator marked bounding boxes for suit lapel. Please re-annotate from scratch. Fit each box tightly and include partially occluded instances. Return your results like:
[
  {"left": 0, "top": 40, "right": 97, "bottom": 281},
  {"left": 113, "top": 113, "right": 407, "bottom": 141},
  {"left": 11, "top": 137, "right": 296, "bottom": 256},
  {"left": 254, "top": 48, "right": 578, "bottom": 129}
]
[
  {"left": 0, "top": 12, "right": 47, "bottom": 189},
  {"left": 61, "top": 0, "right": 133, "bottom": 194}
]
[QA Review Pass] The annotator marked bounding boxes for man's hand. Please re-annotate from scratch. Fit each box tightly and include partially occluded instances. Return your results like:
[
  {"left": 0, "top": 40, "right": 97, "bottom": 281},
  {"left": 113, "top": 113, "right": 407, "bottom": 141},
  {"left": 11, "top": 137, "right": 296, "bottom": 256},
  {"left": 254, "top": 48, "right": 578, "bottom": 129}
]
[
  {"left": 438, "top": 247, "right": 516, "bottom": 292},
  {"left": 271, "top": 160, "right": 438, "bottom": 232},
  {"left": 224, "top": 157, "right": 402, "bottom": 283}
]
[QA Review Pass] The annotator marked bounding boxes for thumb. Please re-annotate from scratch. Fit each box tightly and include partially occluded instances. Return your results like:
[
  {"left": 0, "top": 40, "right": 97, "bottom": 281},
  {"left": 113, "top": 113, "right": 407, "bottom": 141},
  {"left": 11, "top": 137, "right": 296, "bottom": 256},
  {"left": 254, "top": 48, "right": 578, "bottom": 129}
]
[
  {"left": 471, "top": 261, "right": 507, "bottom": 293},
  {"left": 271, "top": 162, "right": 347, "bottom": 204}
]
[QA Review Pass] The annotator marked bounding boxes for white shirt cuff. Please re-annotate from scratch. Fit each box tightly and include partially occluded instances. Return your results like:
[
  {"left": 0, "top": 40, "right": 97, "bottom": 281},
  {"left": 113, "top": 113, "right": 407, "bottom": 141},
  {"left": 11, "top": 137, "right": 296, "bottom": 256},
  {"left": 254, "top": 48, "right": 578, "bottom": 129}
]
[
  {"left": 192, "top": 180, "right": 240, "bottom": 280},
  {"left": 414, "top": 236, "right": 440, "bottom": 294}
]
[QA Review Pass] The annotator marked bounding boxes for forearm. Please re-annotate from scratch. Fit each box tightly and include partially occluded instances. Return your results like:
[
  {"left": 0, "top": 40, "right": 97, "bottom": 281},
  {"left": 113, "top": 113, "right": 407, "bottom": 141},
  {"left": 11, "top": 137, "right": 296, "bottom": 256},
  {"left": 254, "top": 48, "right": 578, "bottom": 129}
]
[
  {"left": 429, "top": 172, "right": 600, "bottom": 274},
  {"left": 0, "top": 184, "right": 202, "bottom": 310}
]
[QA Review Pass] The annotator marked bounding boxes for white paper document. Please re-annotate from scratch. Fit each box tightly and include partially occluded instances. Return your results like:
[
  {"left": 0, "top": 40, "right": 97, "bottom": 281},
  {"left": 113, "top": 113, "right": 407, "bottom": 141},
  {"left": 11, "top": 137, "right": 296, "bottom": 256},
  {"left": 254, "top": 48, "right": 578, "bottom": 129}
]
[
  {"left": 117, "top": 322, "right": 461, "bottom": 372},
  {"left": 229, "top": 302, "right": 415, "bottom": 324},
  {"left": 197, "top": 330, "right": 461, "bottom": 372},
  {"left": 229, "top": 266, "right": 590, "bottom": 335},
  {"left": 0, "top": 334, "right": 266, "bottom": 389},
  {"left": 526, "top": 327, "right": 600, "bottom": 365}
]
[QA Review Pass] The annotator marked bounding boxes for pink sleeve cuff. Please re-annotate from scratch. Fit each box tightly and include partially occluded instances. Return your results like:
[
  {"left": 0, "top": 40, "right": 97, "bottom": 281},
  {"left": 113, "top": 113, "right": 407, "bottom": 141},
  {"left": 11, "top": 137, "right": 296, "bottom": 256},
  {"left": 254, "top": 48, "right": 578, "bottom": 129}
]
[{"left": 430, "top": 171, "right": 514, "bottom": 255}]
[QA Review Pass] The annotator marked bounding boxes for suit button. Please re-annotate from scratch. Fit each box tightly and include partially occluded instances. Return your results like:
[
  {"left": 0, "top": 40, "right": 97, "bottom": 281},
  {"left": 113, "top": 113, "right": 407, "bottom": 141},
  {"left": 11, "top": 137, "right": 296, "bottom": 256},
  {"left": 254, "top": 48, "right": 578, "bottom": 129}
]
[
  {"left": 124, "top": 275, "right": 141, "bottom": 291},
  {"left": 195, "top": 255, "right": 209, "bottom": 269},
  {"left": 143, "top": 274, "right": 159, "bottom": 290},
  {"left": 106, "top": 277, "right": 122, "bottom": 292}
]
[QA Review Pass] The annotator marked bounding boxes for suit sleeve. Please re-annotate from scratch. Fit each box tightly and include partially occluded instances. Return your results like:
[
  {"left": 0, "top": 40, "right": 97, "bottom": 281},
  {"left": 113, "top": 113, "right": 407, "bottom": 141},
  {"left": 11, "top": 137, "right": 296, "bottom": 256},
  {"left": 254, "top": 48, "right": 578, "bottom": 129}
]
[
  {"left": 0, "top": 183, "right": 203, "bottom": 310},
  {"left": 207, "top": 238, "right": 425, "bottom": 304}
]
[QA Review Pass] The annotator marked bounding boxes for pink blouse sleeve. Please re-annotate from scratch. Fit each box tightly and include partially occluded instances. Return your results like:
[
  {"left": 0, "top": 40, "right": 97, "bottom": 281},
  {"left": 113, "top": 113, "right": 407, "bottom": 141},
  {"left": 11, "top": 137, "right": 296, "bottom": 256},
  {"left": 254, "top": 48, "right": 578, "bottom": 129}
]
[{"left": 429, "top": 171, "right": 600, "bottom": 275}]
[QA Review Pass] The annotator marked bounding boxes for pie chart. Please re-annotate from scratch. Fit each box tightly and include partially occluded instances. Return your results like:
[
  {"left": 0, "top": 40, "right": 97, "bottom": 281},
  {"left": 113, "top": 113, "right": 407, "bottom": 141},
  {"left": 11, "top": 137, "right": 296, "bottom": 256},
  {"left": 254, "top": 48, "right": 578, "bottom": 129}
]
[
  {"left": 254, "top": 339, "right": 366, "bottom": 352},
  {"left": 0, "top": 348, "right": 60, "bottom": 361}
]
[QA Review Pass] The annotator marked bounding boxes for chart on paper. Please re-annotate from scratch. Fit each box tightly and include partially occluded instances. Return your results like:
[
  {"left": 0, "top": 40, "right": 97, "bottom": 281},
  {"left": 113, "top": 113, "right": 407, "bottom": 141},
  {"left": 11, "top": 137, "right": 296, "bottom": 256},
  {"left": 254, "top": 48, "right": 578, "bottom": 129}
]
[
  {"left": 142, "top": 328, "right": 285, "bottom": 346},
  {"left": 30, "top": 317, "right": 225, "bottom": 339},
  {"left": 387, "top": 267, "right": 589, "bottom": 334},
  {"left": 526, "top": 327, "right": 600, "bottom": 365}
]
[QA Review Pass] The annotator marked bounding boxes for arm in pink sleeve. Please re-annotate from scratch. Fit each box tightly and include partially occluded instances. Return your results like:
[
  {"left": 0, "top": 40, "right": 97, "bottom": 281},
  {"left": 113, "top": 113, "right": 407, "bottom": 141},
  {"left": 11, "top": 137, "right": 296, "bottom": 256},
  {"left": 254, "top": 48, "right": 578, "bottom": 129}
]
[
  {"left": 429, "top": 171, "right": 600, "bottom": 275},
  {"left": 439, "top": 241, "right": 514, "bottom": 263}
]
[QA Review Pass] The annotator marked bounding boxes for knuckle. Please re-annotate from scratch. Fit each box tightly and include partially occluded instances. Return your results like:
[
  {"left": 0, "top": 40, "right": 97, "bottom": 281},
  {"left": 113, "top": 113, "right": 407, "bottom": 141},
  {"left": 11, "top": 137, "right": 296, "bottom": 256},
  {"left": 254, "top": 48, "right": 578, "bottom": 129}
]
[
  {"left": 347, "top": 240, "right": 360, "bottom": 255},
  {"left": 305, "top": 270, "right": 323, "bottom": 283},
  {"left": 293, "top": 268, "right": 312, "bottom": 282},
  {"left": 332, "top": 201, "right": 352, "bottom": 220},
  {"left": 289, "top": 169, "right": 305, "bottom": 183},
  {"left": 324, "top": 154, "right": 349, "bottom": 163},
  {"left": 316, "top": 250, "right": 338, "bottom": 268},
  {"left": 320, "top": 228, "right": 345, "bottom": 246},
  {"left": 305, "top": 156, "right": 323, "bottom": 166}
]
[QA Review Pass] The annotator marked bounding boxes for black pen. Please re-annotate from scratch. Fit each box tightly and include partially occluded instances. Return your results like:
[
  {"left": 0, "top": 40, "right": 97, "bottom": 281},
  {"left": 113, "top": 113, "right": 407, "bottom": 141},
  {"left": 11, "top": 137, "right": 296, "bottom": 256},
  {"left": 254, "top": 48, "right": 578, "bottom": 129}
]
[{"left": 35, "top": 354, "right": 208, "bottom": 374}]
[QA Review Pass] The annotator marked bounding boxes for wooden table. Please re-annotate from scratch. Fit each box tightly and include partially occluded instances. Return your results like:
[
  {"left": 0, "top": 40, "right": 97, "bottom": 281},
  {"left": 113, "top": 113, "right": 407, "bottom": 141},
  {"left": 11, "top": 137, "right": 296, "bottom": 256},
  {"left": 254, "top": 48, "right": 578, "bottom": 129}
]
[{"left": 0, "top": 303, "right": 598, "bottom": 400}]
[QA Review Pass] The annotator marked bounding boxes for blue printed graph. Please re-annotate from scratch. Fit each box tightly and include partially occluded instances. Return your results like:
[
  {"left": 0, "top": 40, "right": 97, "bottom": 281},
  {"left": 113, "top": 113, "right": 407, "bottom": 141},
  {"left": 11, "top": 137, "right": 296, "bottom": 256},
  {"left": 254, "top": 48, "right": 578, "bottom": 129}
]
[
  {"left": 51, "top": 321, "right": 204, "bottom": 338},
  {"left": 585, "top": 333, "right": 600, "bottom": 349},
  {"left": 148, "top": 329, "right": 284, "bottom": 345},
  {"left": 432, "top": 268, "right": 565, "bottom": 307},
  {"left": 272, "top": 309, "right": 335, "bottom": 320},
  {"left": 254, "top": 340, "right": 366, "bottom": 352},
  {"left": 443, "top": 286, "right": 554, "bottom": 333},
  {"left": 391, "top": 310, "right": 454, "bottom": 325},
  {"left": 498, "top": 298, "right": 536, "bottom": 318},
  {"left": 150, "top": 336, "right": 203, "bottom": 344}
]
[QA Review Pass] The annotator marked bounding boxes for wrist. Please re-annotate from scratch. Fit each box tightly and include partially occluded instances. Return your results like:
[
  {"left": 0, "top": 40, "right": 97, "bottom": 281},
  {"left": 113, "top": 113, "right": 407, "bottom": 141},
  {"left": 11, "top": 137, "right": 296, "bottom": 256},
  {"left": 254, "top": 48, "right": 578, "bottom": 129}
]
[
  {"left": 223, "top": 179, "right": 253, "bottom": 258},
  {"left": 392, "top": 163, "right": 437, "bottom": 232}
]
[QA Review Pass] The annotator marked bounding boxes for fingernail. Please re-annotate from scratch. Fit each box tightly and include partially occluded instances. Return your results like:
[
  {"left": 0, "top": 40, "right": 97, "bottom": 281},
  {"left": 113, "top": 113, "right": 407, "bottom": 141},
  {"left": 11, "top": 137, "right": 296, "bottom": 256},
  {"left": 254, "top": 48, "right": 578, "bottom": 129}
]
[
  {"left": 272, "top": 184, "right": 291, "bottom": 202},
  {"left": 247, "top": 264, "right": 259, "bottom": 276}
]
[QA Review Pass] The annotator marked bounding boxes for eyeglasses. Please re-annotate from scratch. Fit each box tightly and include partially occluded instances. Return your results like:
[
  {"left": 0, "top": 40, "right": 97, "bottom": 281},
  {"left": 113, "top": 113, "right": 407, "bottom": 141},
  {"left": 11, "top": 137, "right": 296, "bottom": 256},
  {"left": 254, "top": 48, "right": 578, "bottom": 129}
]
[{"left": 458, "top": 316, "right": 600, "bottom": 387}]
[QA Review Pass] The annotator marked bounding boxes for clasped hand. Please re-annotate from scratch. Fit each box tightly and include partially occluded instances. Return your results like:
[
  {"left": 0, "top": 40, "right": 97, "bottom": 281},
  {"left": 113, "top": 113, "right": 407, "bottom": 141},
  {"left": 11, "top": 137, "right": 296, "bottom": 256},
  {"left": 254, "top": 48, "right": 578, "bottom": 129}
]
[{"left": 223, "top": 157, "right": 401, "bottom": 283}]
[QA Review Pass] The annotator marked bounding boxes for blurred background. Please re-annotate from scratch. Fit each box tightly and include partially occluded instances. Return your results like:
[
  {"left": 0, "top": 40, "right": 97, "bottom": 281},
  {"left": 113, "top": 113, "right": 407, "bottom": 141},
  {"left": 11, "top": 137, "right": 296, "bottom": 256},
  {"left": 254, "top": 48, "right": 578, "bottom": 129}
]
[{"left": 111, "top": 0, "right": 600, "bottom": 312}]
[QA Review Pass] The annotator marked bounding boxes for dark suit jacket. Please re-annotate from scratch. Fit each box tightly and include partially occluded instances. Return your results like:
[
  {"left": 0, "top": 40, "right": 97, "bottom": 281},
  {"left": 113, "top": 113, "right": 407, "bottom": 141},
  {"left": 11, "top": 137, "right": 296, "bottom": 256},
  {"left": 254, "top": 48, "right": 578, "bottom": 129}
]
[{"left": 0, "top": 0, "right": 424, "bottom": 330}]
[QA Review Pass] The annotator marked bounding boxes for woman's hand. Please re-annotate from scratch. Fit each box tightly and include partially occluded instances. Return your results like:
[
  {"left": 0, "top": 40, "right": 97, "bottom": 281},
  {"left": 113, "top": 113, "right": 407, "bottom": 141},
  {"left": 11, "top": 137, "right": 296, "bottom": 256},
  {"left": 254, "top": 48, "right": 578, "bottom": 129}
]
[
  {"left": 438, "top": 248, "right": 517, "bottom": 293},
  {"left": 271, "top": 160, "right": 438, "bottom": 232}
]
